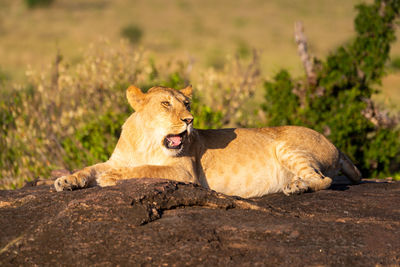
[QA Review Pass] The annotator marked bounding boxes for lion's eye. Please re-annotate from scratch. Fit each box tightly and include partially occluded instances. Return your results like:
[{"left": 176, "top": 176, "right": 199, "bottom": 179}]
[
  {"left": 161, "top": 101, "right": 171, "bottom": 108},
  {"left": 184, "top": 101, "right": 191, "bottom": 111}
]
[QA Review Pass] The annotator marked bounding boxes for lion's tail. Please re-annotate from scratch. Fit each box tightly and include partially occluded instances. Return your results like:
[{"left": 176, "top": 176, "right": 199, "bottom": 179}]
[{"left": 339, "top": 151, "right": 362, "bottom": 184}]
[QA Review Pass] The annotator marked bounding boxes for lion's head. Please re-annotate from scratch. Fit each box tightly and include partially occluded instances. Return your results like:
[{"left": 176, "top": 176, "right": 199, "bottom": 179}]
[{"left": 126, "top": 85, "right": 194, "bottom": 156}]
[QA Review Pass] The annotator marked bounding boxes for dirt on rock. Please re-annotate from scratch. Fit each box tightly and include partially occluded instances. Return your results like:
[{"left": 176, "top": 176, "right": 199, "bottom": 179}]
[{"left": 0, "top": 178, "right": 399, "bottom": 266}]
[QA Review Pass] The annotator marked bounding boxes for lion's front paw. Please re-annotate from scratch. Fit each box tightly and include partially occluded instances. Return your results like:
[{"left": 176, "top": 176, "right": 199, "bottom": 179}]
[
  {"left": 54, "top": 174, "right": 87, "bottom": 192},
  {"left": 96, "top": 170, "right": 122, "bottom": 187}
]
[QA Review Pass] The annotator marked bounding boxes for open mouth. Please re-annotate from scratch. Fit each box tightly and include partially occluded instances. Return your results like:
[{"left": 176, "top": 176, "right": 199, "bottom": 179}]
[{"left": 164, "top": 131, "right": 187, "bottom": 149}]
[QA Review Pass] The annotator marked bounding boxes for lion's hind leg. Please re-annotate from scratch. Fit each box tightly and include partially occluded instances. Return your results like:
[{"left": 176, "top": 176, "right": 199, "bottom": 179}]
[
  {"left": 283, "top": 176, "right": 309, "bottom": 195},
  {"left": 282, "top": 169, "right": 332, "bottom": 195},
  {"left": 276, "top": 144, "right": 333, "bottom": 195}
]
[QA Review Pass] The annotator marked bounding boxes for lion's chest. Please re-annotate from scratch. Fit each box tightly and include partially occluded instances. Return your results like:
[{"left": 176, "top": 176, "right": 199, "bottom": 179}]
[{"left": 110, "top": 147, "right": 172, "bottom": 168}]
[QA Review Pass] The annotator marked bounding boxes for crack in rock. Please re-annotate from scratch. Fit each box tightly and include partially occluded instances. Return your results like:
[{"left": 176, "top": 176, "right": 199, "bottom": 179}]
[{"left": 129, "top": 182, "right": 267, "bottom": 225}]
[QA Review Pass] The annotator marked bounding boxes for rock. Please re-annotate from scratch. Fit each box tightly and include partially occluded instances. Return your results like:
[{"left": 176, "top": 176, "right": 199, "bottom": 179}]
[{"left": 0, "top": 178, "right": 399, "bottom": 266}]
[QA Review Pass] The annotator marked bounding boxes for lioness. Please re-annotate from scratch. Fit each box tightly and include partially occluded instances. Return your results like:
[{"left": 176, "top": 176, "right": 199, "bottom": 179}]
[{"left": 55, "top": 85, "right": 361, "bottom": 197}]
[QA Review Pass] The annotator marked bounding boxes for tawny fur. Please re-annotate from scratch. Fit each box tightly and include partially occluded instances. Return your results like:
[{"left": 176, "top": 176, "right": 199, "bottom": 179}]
[{"left": 54, "top": 85, "right": 361, "bottom": 197}]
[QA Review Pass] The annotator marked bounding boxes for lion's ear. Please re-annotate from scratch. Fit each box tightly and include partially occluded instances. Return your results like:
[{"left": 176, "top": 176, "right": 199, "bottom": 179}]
[
  {"left": 180, "top": 85, "right": 192, "bottom": 99},
  {"left": 126, "top": 85, "right": 145, "bottom": 110}
]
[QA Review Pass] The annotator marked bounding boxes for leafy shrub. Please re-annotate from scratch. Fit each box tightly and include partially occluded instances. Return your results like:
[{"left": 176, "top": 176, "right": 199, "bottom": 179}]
[
  {"left": 121, "top": 24, "right": 143, "bottom": 45},
  {"left": 192, "top": 96, "right": 224, "bottom": 129},
  {"left": 261, "top": 70, "right": 300, "bottom": 126},
  {"left": 61, "top": 111, "right": 127, "bottom": 170},
  {"left": 24, "top": 0, "right": 54, "bottom": 8},
  {"left": 261, "top": 0, "right": 400, "bottom": 177}
]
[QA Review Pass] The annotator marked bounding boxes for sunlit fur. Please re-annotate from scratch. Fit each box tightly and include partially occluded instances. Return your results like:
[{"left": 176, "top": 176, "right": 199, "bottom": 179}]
[
  {"left": 108, "top": 86, "right": 194, "bottom": 164},
  {"left": 54, "top": 85, "right": 361, "bottom": 198}
]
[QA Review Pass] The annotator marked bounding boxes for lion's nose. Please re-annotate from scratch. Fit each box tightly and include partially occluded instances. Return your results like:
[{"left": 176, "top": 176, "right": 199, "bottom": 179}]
[{"left": 181, "top": 117, "right": 193, "bottom": 125}]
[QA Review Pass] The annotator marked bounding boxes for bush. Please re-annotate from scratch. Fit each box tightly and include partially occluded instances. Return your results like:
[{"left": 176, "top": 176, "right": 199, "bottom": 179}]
[
  {"left": 61, "top": 111, "right": 127, "bottom": 170},
  {"left": 261, "top": 0, "right": 400, "bottom": 177},
  {"left": 24, "top": 0, "right": 54, "bottom": 8},
  {"left": 121, "top": 24, "right": 143, "bottom": 45}
]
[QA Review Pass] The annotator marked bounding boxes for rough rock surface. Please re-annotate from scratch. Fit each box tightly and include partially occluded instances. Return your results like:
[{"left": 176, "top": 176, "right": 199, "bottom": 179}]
[{"left": 0, "top": 178, "right": 399, "bottom": 266}]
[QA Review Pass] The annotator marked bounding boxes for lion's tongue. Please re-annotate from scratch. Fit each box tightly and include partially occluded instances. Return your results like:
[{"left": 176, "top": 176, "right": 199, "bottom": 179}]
[{"left": 167, "top": 135, "right": 182, "bottom": 146}]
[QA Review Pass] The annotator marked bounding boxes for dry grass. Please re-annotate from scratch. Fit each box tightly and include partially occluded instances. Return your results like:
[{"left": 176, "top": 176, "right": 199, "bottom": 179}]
[
  {"left": 1, "top": 0, "right": 398, "bottom": 108},
  {"left": 2, "top": 0, "right": 394, "bottom": 79}
]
